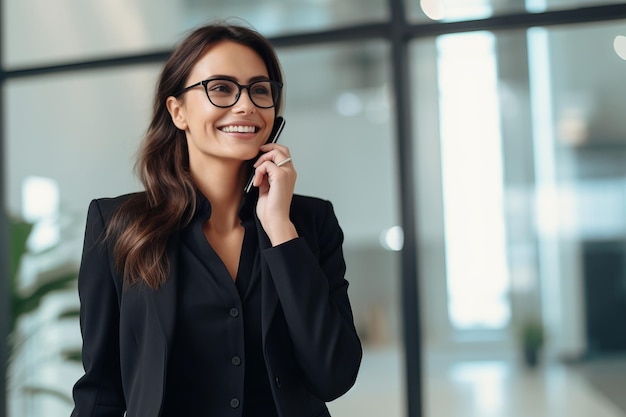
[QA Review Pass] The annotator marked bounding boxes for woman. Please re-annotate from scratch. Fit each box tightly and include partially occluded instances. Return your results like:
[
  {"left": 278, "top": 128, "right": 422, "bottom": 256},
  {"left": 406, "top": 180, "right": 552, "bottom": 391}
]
[{"left": 70, "top": 22, "right": 362, "bottom": 417}]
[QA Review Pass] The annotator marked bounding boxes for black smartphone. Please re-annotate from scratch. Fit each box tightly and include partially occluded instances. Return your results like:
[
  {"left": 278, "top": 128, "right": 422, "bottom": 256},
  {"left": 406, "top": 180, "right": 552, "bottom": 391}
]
[{"left": 244, "top": 116, "right": 286, "bottom": 193}]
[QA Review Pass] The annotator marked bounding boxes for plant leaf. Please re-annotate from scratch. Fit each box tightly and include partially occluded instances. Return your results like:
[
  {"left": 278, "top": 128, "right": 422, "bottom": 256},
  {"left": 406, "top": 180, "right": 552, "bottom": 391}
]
[
  {"left": 9, "top": 218, "right": 33, "bottom": 286},
  {"left": 12, "top": 271, "right": 77, "bottom": 320},
  {"left": 21, "top": 384, "right": 73, "bottom": 404}
]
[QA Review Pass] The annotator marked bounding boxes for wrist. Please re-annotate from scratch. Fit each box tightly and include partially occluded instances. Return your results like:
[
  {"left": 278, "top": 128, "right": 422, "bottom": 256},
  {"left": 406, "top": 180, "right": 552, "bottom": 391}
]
[{"left": 267, "top": 221, "right": 298, "bottom": 246}]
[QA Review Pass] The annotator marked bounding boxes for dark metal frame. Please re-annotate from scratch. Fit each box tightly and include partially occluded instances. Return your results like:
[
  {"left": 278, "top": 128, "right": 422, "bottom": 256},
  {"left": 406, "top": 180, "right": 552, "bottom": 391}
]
[{"left": 2, "top": 3, "right": 626, "bottom": 417}]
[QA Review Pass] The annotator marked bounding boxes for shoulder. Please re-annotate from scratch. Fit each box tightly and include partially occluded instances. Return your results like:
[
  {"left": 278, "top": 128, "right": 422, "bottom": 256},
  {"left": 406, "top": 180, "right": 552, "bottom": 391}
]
[
  {"left": 290, "top": 194, "right": 341, "bottom": 234},
  {"left": 290, "top": 194, "right": 335, "bottom": 219},
  {"left": 291, "top": 194, "right": 330, "bottom": 210},
  {"left": 289, "top": 194, "right": 344, "bottom": 256},
  {"left": 88, "top": 192, "right": 146, "bottom": 223}
]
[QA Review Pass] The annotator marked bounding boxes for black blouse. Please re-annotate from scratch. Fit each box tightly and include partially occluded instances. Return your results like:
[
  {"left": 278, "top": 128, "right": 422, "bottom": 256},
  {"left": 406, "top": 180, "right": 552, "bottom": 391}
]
[{"left": 161, "top": 192, "right": 278, "bottom": 417}]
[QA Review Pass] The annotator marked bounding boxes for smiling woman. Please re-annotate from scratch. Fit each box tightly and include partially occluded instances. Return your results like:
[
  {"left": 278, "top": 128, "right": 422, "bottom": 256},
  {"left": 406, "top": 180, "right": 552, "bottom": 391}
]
[{"left": 69, "top": 23, "right": 362, "bottom": 417}]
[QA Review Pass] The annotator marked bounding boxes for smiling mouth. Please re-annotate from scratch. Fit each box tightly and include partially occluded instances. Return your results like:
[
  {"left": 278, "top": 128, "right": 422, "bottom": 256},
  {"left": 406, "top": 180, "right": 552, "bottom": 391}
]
[{"left": 219, "top": 125, "right": 259, "bottom": 133}]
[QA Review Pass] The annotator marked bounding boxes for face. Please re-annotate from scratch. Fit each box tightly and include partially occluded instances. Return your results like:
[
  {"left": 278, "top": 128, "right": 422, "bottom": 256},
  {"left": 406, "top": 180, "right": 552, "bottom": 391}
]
[{"left": 166, "top": 41, "right": 276, "bottom": 172}]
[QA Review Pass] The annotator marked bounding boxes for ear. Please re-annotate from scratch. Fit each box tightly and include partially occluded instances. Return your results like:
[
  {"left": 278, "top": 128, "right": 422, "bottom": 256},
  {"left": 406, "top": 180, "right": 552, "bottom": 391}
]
[{"left": 166, "top": 96, "right": 188, "bottom": 130}]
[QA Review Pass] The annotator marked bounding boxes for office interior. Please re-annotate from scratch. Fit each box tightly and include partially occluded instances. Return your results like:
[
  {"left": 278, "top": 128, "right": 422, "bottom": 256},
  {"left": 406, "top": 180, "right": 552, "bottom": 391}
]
[{"left": 2, "top": 1, "right": 626, "bottom": 416}]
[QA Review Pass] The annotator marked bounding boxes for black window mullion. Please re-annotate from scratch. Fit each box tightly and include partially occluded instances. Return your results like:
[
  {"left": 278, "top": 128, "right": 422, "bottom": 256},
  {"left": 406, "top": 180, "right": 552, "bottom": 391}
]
[{"left": 389, "top": 0, "right": 422, "bottom": 416}]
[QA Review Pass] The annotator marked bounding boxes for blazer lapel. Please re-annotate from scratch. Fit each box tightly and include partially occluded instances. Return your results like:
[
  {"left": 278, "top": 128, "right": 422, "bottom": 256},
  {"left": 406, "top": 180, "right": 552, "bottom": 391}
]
[{"left": 149, "top": 230, "right": 179, "bottom": 348}]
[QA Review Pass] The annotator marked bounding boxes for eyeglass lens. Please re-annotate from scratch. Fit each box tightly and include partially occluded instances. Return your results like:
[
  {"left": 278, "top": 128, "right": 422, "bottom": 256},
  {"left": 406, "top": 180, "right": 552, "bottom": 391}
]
[{"left": 205, "top": 79, "right": 279, "bottom": 108}]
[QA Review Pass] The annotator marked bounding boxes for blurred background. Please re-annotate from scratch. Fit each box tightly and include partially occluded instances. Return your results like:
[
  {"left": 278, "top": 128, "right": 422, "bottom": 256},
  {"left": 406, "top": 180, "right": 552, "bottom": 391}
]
[{"left": 2, "top": 1, "right": 626, "bottom": 416}]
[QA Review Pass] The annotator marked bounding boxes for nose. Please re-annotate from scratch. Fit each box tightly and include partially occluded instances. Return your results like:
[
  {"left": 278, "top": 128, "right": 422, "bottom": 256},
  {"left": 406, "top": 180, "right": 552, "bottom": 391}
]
[{"left": 232, "top": 87, "right": 256, "bottom": 113}]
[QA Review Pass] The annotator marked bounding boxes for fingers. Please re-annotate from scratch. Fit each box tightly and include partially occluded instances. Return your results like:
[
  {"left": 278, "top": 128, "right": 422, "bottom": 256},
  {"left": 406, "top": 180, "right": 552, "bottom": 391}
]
[
  {"left": 252, "top": 145, "right": 296, "bottom": 188},
  {"left": 253, "top": 143, "right": 297, "bottom": 239},
  {"left": 254, "top": 143, "right": 292, "bottom": 167},
  {"left": 252, "top": 159, "right": 296, "bottom": 188}
]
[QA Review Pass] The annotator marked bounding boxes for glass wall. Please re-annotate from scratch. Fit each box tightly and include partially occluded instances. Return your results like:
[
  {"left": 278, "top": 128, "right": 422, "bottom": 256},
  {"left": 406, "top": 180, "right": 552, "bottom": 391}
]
[
  {"left": 5, "top": 66, "right": 158, "bottom": 417},
  {"left": 3, "top": 0, "right": 387, "bottom": 69},
  {"left": 3, "top": 1, "right": 626, "bottom": 417},
  {"left": 411, "top": 18, "right": 626, "bottom": 415}
]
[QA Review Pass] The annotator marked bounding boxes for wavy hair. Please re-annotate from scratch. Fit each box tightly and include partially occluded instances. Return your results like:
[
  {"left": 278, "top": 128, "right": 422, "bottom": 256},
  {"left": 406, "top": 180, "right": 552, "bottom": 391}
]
[{"left": 106, "top": 22, "right": 284, "bottom": 289}]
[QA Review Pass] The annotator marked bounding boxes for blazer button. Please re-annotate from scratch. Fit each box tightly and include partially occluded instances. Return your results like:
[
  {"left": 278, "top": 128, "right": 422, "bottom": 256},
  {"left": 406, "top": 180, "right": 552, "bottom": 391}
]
[
  {"left": 230, "top": 398, "right": 240, "bottom": 408},
  {"left": 231, "top": 356, "right": 241, "bottom": 366},
  {"left": 229, "top": 308, "right": 240, "bottom": 318},
  {"left": 275, "top": 375, "right": 281, "bottom": 388}
]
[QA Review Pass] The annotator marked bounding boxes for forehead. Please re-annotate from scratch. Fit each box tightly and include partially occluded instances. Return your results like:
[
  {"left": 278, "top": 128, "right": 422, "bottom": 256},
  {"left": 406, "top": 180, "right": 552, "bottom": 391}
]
[{"left": 189, "top": 40, "right": 269, "bottom": 81}]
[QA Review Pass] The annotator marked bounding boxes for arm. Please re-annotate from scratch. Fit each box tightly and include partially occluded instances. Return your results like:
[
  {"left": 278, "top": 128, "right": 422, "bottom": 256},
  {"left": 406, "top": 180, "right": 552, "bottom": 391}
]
[
  {"left": 71, "top": 200, "right": 125, "bottom": 417},
  {"left": 262, "top": 200, "right": 362, "bottom": 401}
]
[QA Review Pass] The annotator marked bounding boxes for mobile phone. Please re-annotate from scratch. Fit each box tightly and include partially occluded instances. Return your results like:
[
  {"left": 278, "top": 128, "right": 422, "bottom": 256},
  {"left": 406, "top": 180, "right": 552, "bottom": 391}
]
[{"left": 244, "top": 116, "right": 286, "bottom": 193}]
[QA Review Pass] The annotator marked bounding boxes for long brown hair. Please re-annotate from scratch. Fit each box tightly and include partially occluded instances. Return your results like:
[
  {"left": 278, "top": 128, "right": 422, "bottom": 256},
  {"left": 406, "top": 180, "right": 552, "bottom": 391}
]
[{"left": 106, "top": 22, "right": 284, "bottom": 289}]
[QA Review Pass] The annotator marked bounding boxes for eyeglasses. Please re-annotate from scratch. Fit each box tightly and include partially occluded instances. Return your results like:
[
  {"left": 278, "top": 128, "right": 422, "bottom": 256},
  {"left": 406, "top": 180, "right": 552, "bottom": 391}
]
[{"left": 175, "top": 78, "right": 283, "bottom": 109}]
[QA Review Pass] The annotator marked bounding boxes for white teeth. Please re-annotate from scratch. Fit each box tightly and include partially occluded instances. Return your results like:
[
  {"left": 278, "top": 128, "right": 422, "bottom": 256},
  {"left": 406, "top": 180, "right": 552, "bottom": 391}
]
[{"left": 221, "top": 125, "right": 256, "bottom": 133}]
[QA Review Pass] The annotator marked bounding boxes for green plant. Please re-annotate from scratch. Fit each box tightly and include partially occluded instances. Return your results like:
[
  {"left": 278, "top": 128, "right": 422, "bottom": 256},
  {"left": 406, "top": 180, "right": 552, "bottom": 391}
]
[
  {"left": 8, "top": 215, "right": 81, "bottom": 407},
  {"left": 519, "top": 318, "right": 545, "bottom": 367},
  {"left": 9, "top": 217, "right": 80, "bottom": 338},
  {"left": 8, "top": 217, "right": 33, "bottom": 334},
  {"left": 521, "top": 319, "right": 545, "bottom": 350}
]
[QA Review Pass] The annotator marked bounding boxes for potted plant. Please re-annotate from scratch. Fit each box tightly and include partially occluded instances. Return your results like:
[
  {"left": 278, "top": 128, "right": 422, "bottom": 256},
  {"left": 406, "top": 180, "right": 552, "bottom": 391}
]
[{"left": 519, "top": 318, "right": 545, "bottom": 368}]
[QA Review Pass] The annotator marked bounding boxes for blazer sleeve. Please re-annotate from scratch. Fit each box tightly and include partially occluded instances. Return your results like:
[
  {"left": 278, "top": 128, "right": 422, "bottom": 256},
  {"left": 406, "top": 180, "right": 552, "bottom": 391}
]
[
  {"left": 71, "top": 200, "right": 126, "bottom": 417},
  {"left": 262, "top": 199, "right": 362, "bottom": 401}
]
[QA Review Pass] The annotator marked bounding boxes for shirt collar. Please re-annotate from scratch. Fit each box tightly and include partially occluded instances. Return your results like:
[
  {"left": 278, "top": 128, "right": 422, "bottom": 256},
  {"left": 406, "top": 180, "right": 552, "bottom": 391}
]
[{"left": 192, "top": 187, "right": 257, "bottom": 223}]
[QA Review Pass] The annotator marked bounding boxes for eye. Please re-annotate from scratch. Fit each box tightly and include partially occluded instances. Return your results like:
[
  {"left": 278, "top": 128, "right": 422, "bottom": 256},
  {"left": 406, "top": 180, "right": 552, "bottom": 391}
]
[
  {"left": 250, "top": 82, "right": 271, "bottom": 96},
  {"left": 207, "top": 80, "right": 236, "bottom": 95}
]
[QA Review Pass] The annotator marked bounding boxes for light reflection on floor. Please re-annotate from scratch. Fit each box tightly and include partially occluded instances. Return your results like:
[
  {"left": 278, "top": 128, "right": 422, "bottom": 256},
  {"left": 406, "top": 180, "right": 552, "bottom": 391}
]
[{"left": 328, "top": 347, "right": 626, "bottom": 417}]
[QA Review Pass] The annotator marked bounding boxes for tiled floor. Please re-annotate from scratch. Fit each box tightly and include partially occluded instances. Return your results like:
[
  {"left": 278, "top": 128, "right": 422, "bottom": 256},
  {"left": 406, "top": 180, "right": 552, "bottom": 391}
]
[{"left": 328, "top": 347, "right": 626, "bottom": 417}]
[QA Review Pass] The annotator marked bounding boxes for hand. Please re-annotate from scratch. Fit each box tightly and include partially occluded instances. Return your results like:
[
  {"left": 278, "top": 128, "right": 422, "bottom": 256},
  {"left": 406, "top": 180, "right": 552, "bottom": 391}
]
[{"left": 252, "top": 143, "right": 298, "bottom": 245}]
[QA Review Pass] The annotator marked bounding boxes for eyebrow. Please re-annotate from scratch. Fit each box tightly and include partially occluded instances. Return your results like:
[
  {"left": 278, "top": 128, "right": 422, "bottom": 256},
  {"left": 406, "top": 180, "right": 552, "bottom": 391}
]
[{"left": 206, "top": 74, "right": 272, "bottom": 83}]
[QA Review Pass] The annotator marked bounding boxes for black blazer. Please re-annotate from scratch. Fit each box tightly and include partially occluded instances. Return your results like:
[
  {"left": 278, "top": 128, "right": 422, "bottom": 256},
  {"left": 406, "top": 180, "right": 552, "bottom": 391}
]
[{"left": 70, "top": 193, "right": 362, "bottom": 417}]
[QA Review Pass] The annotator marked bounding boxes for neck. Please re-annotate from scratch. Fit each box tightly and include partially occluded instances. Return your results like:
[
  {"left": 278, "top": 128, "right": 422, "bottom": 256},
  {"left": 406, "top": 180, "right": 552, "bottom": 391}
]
[{"left": 190, "top": 157, "right": 248, "bottom": 231}]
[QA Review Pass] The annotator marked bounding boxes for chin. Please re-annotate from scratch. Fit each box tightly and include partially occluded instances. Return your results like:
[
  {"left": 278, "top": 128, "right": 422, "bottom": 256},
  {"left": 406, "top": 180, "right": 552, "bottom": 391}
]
[{"left": 242, "top": 149, "right": 261, "bottom": 162}]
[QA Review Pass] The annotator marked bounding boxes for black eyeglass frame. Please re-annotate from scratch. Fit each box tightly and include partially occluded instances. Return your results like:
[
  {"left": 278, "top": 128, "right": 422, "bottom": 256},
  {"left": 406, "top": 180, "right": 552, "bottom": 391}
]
[{"left": 175, "top": 77, "right": 283, "bottom": 109}]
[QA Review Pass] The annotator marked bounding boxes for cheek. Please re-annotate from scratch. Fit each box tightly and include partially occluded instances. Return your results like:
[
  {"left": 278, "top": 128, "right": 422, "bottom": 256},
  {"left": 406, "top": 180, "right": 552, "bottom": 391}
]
[
  {"left": 265, "top": 111, "right": 277, "bottom": 130},
  {"left": 187, "top": 97, "right": 222, "bottom": 125},
  {"left": 262, "top": 116, "right": 277, "bottom": 141}
]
